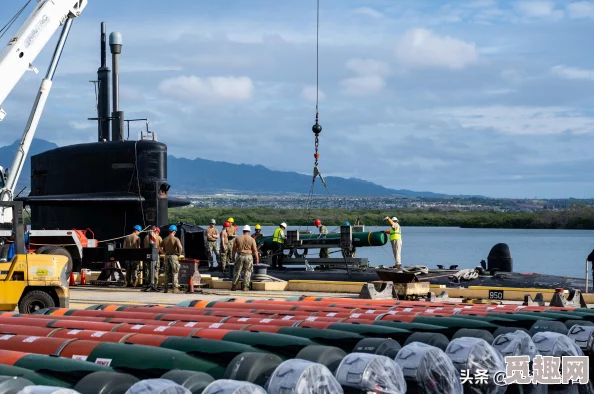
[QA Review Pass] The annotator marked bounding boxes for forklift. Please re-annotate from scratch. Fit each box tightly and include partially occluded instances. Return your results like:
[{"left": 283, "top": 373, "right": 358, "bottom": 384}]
[{"left": 0, "top": 201, "right": 69, "bottom": 313}]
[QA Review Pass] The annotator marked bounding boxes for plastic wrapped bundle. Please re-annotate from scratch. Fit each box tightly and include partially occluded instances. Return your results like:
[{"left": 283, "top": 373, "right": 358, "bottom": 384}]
[
  {"left": 445, "top": 337, "right": 505, "bottom": 394},
  {"left": 202, "top": 380, "right": 267, "bottom": 394},
  {"left": 17, "top": 388, "right": 80, "bottom": 394},
  {"left": 566, "top": 324, "right": 594, "bottom": 354},
  {"left": 491, "top": 330, "right": 540, "bottom": 360},
  {"left": 266, "top": 359, "right": 344, "bottom": 394},
  {"left": 532, "top": 332, "right": 586, "bottom": 394},
  {"left": 125, "top": 379, "right": 190, "bottom": 394},
  {"left": 334, "top": 352, "right": 407, "bottom": 394},
  {"left": 394, "top": 342, "right": 462, "bottom": 394},
  {"left": 0, "top": 376, "right": 34, "bottom": 393},
  {"left": 532, "top": 332, "right": 584, "bottom": 357}
]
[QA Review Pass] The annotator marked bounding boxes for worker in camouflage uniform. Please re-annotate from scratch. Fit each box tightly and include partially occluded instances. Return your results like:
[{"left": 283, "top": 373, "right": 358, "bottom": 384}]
[
  {"left": 231, "top": 225, "right": 259, "bottom": 291},
  {"left": 226, "top": 217, "right": 237, "bottom": 259},
  {"left": 142, "top": 225, "right": 163, "bottom": 285},
  {"left": 314, "top": 219, "right": 329, "bottom": 258},
  {"left": 162, "top": 224, "right": 183, "bottom": 293},
  {"left": 206, "top": 219, "right": 220, "bottom": 270},
  {"left": 123, "top": 225, "right": 142, "bottom": 287},
  {"left": 220, "top": 221, "right": 231, "bottom": 272}
]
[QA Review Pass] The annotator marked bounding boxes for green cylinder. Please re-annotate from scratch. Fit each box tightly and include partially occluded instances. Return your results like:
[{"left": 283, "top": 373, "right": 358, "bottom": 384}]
[
  {"left": 257, "top": 231, "right": 387, "bottom": 248},
  {"left": 326, "top": 323, "right": 411, "bottom": 342},
  {"left": 275, "top": 327, "right": 363, "bottom": 352},
  {"left": 220, "top": 331, "right": 316, "bottom": 359},
  {"left": 444, "top": 315, "right": 518, "bottom": 326},
  {"left": 514, "top": 311, "right": 585, "bottom": 322},
  {"left": 13, "top": 354, "right": 114, "bottom": 387},
  {"left": 0, "top": 364, "right": 70, "bottom": 387},
  {"left": 372, "top": 321, "right": 449, "bottom": 333},
  {"left": 87, "top": 343, "right": 222, "bottom": 380},
  {"left": 160, "top": 337, "right": 264, "bottom": 377},
  {"left": 486, "top": 313, "right": 554, "bottom": 329},
  {"left": 411, "top": 316, "right": 497, "bottom": 333}
]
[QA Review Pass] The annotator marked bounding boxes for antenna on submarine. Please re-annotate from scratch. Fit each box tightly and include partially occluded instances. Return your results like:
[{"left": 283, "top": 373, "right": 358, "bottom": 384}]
[{"left": 89, "top": 22, "right": 111, "bottom": 142}]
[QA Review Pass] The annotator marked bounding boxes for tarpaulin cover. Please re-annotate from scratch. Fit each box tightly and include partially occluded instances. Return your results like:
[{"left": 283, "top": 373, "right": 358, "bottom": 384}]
[
  {"left": 335, "top": 352, "right": 407, "bottom": 394},
  {"left": 125, "top": 379, "right": 190, "bottom": 394},
  {"left": 445, "top": 337, "right": 505, "bottom": 394},
  {"left": 492, "top": 330, "right": 540, "bottom": 359},
  {"left": 532, "top": 332, "right": 584, "bottom": 357},
  {"left": 394, "top": 342, "right": 462, "bottom": 394},
  {"left": 202, "top": 379, "right": 267, "bottom": 394},
  {"left": 17, "top": 387, "right": 80, "bottom": 394},
  {"left": 266, "top": 359, "right": 344, "bottom": 394},
  {"left": 566, "top": 324, "right": 594, "bottom": 353}
]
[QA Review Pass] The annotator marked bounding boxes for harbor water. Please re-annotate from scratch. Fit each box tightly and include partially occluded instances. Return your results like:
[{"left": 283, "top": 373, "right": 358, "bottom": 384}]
[{"left": 220, "top": 225, "right": 594, "bottom": 279}]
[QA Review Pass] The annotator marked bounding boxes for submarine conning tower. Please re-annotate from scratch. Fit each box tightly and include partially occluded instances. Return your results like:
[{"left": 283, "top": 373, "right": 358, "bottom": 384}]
[{"left": 17, "top": 23, "right": 187, "bottom": 243}]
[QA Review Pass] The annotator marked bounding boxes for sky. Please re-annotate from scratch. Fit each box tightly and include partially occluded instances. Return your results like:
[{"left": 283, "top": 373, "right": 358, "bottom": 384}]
[{"left": 0, "top": 0, "right": 593, "bottom": 199}]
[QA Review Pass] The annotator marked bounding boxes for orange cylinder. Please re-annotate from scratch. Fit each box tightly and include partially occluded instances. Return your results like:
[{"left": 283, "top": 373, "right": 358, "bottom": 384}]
[{"left": 0, "top": 324, "right": 59, "bottom": 337}]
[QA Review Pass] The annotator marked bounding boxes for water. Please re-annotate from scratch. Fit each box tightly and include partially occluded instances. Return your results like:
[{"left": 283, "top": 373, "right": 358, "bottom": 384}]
[{"left": 221, "top": 225, "right": 594, "bottom": 279}]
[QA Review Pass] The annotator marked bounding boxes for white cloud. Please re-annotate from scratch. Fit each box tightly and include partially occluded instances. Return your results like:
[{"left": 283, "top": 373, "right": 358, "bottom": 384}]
[
  {"left": 301, "top": 85, "right": 325, "bottom": 102},
  {"left": 394, "top": 28, "right": 479, "bottom": 70},
  {"left": 513, "top": 0, "right": 563, "bottom": 18},
  {"left": 551, "top": 65, "right": 594, "bottom": 80},
  {"left": 353, "top": 7, "right": 383, "bottom": 18},
  {"left": 158, "top": 75, "right": 254, "bottom": 102},
  {"left": 567, "top": 1, "right": 594, "bottom": 18},
  {"left": 463, "top": 0, "right": 497, "bottom": 8},
  {"left": 340, "top": 75, "right": 386, "bottom": 96},
  {"left": 69, "top": 121, "right": 93, "bottom": 130},
  {"left": 345, "top": 58, "right": 390, "bottom": 77},
  {"left": 340, "top": 59, "right": 390, "bottom": 96},
  {"left": 435, "top": 106, "right": 594, "bottom": 135}
]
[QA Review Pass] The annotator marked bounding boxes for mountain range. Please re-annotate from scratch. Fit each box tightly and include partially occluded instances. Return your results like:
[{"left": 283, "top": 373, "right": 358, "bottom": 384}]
[{"left": 0, "top": 138, "right": 458, "bottom": 198}]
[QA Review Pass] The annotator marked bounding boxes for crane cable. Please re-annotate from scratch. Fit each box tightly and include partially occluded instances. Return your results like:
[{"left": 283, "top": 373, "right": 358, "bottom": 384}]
[
  {"left": 303, "top": 0, "right": 330, "bottom": 231},
  {"left": 0, "top": 0, "right": 33, "bottom": 41}
]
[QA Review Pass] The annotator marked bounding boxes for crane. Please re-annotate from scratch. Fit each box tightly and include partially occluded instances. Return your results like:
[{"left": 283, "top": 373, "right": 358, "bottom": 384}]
[{"left": 0, "top": 0, "right": 88, "bottom": 223}]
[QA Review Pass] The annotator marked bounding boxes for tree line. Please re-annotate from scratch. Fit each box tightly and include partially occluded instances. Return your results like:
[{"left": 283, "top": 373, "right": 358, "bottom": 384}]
[{"left": 168, "top": 204, "right": 594, "bottom": 230}]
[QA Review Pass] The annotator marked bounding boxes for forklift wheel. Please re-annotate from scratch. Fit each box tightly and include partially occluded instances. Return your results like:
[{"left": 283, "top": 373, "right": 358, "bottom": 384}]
[{"left": 18, "top": 290, "right": 55, "bottom": 314}]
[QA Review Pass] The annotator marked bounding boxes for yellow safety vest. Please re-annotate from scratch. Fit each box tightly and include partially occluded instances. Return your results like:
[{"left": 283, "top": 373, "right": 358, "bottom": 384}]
[
  {"left": 273, "top": 228, "right": 284, "bottom": 243},
  {"left": 390, "top": 225, "right": 401, "bottom": 241}
]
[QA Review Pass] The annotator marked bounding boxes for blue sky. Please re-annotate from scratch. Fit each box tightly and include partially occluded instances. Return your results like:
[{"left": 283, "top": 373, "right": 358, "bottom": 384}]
[{"left": 1, "top": 0, "right": 594, "bottom": 198}]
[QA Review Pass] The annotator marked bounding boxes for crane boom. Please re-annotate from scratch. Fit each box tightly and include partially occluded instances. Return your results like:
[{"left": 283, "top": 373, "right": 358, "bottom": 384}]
[{"left": 0, "top": 0, "right": 87, "bottom": 121}]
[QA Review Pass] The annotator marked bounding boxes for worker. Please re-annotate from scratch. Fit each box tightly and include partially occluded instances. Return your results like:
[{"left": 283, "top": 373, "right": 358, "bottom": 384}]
[
  {"left": 252, "top": 224, "right": 264, "bottom": 240},
  {"left": 206, "top": 219, "right": 220, "bottom": 270},
  {"left": 220, "top": 221, "right": 231, "bottom": 272},
  {"left": 588, "top": 249, "right": 594, "bottom": 291},
  {"left": 314, "top": 219, "right": 329, "bottom": 258},
  {"left": 142, "top": 225, "right": 163, "bottom": 285},
  {"left": 384, "top": 216, "right": 402, "bottom": 268},
  {"left": 162, "top": 224, "right": 183, "bottom": 293},
  {"left": 123, "top": 225, "right": 142, "bottom": 287},
  {"left": 231, "top": 225, "right": 259, "bottom": 291},
  {"left": 272, "top": 222, "right": 287, "bottom": 269},
  {"left": 226, "top": 217, "right": 237, "bottom": 261}
]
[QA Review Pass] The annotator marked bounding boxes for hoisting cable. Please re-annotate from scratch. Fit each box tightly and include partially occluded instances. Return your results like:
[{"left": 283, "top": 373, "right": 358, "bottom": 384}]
[
  {"left": 303, "top": 0, "right": 330, "bottom": 231},
  {"left": 0, "top": 0, "right": 33, "bottom": 41}
]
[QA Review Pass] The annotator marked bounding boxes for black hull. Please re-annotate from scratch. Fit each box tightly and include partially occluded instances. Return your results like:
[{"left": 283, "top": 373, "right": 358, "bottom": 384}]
[{"left": 200, "top": 266, "right": 591, "bottom": 292}]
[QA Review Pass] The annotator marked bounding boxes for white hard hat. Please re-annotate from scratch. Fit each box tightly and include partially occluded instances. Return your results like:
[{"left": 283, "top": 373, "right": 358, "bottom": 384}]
[
  {"left": 243, "top": 225, "right": 251, "bottom": 232},
  {"left": 392, "top": 217, "right": 398, "bottom": 222},
  {"left": 280, "top": 222, "right": 287, "bottom": 228},
  {"left": 210, "top": 219, "right": 216, "bottom": 224}
]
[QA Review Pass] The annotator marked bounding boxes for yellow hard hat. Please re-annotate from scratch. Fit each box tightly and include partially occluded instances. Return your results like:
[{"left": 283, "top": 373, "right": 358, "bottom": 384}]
[
  {"left": 228, "top": 217, "right": 234, "bottom": 223},
  {"left": 255, "top": 224, "right": 261, "bottom": 230}
]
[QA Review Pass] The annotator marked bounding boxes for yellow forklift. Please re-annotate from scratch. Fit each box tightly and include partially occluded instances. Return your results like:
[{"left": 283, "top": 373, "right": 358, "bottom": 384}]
[{"left": 0, "top": 201, "right": 69, "bottom": 313}]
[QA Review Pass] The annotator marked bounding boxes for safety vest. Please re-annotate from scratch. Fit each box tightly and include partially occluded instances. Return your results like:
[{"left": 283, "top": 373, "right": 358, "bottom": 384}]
[
  {"left": 390, "top": 225, "right": 401, "bottom": 241},
  {"left": 273, "top": 228, "right": 284, "bottom": 243}
]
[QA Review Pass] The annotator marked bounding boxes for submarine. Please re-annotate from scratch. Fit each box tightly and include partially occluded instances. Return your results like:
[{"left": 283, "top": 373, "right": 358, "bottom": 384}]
[{"left": 16, "top": 23, "right": 190, "bottom": 269}]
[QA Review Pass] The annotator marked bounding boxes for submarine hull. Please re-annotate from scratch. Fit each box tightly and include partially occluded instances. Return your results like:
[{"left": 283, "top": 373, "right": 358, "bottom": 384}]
[{"left": 19, "top": 140, "right": 171, "bottom": 245}]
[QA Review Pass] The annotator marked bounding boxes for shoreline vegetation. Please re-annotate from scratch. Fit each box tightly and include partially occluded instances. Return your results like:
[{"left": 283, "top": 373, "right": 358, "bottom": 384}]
[{"left": 169, "top": 205, "right": 594, "bottom": 230}]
